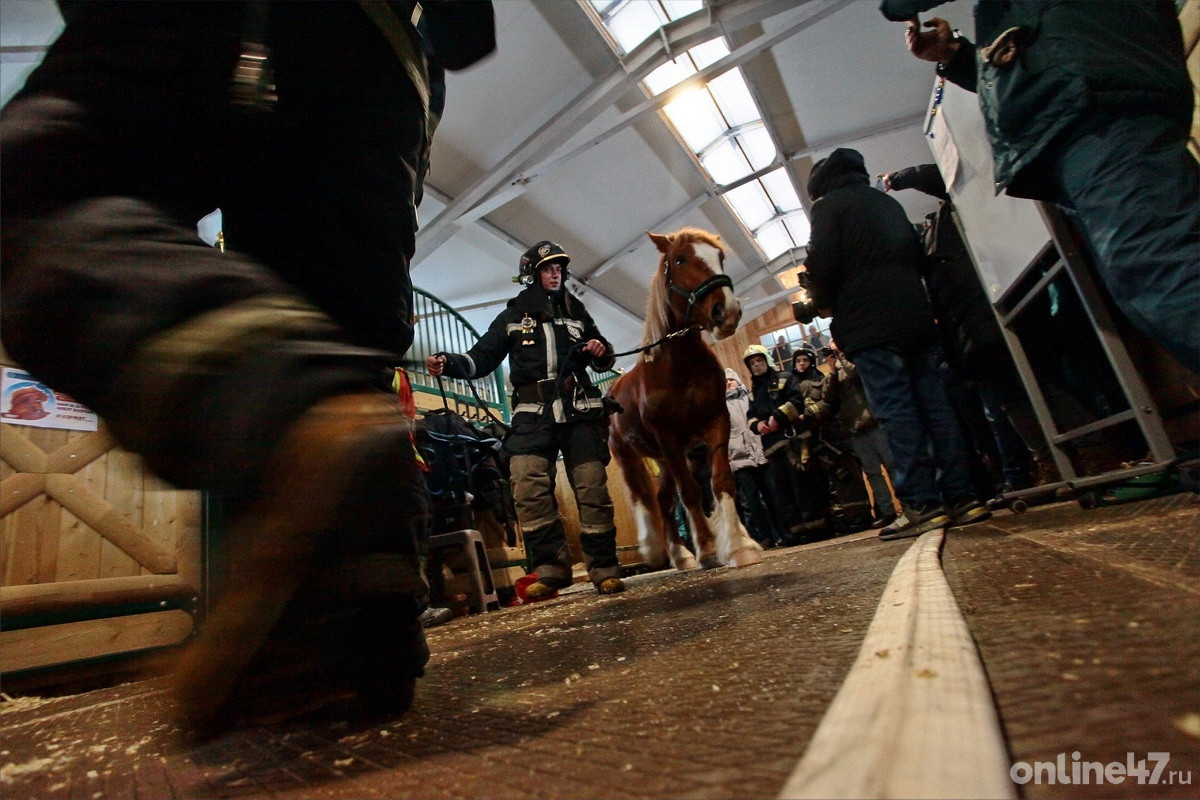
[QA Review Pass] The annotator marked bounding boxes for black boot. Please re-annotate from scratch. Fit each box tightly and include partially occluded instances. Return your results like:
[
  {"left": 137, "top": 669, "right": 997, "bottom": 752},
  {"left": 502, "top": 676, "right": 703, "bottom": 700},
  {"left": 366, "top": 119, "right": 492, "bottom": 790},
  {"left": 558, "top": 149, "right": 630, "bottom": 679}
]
[{"left": 580, "top": 528, "right": 624, "bottom": 593}]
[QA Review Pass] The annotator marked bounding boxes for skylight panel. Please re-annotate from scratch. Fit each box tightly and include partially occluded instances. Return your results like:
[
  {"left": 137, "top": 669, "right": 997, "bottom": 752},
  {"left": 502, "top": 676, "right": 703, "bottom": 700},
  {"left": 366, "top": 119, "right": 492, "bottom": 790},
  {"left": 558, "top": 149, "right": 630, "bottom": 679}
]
[
  {"left": 754, "top": 221, "right": 792, "bottom": 261},
  {"left": 605, "top": 2, "right": 668, "bottom": 53},
  {"left": 739, "top": 126, "right": 776, "bottom": 171},
  {"left": 700, "top": 140, "right": 753, "bottom": 185},
  {"left": 760, "top": 168, "right": 801, "bottom": 210},
  {"left": 588, "top": 0, "right": 811, "bottom": 268},
  {"left": 660, "top": 0, "right": 704, "bottom": 20},
  {"left": 688, "top": 38, "right": 730, "bottom": 69},
  {"left": 784, "top": 215, "right": 812, "bottom": 247},
  {"left": 707, "top": 69, "right": 758, "bottom": 127},
  {"left": 643, "top": 36, "right": 726, "bottom": 96},
  {"left": 643, "top": 56, "right": 696, "bottom": 96},
  {"left": 724, "top": 181, "right": 774, "bottom": 229},
  {"left": 662, "top": 88, "right": 726, "bottom": 153}
]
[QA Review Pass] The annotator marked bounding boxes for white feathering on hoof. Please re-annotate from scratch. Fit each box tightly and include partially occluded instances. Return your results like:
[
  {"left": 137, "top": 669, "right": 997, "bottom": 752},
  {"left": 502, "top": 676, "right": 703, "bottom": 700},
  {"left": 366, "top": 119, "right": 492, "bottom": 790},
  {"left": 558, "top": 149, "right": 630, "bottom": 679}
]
[{"left": 713, "top": 493, "right": 763, "bottom": 567}]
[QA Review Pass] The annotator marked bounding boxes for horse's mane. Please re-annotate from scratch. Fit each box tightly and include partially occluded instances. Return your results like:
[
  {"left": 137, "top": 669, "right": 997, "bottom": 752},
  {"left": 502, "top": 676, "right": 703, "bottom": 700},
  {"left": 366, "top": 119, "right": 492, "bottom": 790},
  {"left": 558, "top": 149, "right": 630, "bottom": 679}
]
[{"left": 639, "top": 228, "right": 725, "bottom": 361}]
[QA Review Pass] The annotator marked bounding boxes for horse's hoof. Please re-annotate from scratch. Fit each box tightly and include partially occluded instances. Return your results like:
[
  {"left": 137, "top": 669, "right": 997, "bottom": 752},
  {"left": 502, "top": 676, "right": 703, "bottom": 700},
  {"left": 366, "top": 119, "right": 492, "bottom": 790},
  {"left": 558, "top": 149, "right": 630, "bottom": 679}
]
[
  {"left": 641, "top": 551, "right": 669, "bottom": 571},
  {"left": 699, "top": 555, "right": 722, "bottom": 570},
  {"left": 673, "top": 555, "right": 699, "bottom": 571},
  {"left": 727, "top": 547, "right": 763, "bottom": 568}
]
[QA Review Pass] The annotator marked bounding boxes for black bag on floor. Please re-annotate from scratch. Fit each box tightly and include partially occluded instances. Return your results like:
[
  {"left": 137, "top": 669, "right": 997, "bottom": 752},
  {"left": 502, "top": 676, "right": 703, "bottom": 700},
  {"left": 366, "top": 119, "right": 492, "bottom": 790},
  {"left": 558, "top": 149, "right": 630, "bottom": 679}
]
[{"left": 415, "top": 409, "right": 516, "bottom": 541}]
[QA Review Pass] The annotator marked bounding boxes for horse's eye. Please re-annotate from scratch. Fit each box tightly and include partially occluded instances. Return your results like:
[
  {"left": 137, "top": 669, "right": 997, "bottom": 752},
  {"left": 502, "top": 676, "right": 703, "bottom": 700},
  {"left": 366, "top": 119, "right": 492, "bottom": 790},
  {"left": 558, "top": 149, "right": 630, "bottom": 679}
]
[{"left": 674, "top": 256, "right": 686, "bottom": 266}]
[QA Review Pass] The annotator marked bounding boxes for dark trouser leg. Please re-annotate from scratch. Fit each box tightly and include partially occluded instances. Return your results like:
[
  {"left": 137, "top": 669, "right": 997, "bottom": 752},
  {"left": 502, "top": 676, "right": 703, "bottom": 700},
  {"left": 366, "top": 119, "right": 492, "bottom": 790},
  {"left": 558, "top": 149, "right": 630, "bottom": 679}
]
[
  {"left": 563, "top": 420, "right": 620, "bottom": 584},
  {"left": 852, "top": 346, "right": 941, "bottom": 508},
  {"left": 764, "top": 451, "right": 803, "bottom": 540},
  {"left": 506, "top": 450, "right": 572, "bottom": 587},
  {"left": 520, "top": 520, "right": 573, "bottom": 587},
  {"left": 578, "top": 528, "right": 621, "bottom": 582},
  {"left": 850, "top": 427, "right": 895, "bottom": 518},
  {"left": 735, "top": 467, "right": 775, "bottom": 545},
  {"left": 974, "top": 376, "right": 1033, "bottom": 489},
  {"left": 910, "top": 344, "right": 978, "bottom": 504},
  {"left": 749, "top": 465, "right": 786, "bottom": 543},
  {"left": 1051, "top": 111, "right": 1200, "bottom": 373}
]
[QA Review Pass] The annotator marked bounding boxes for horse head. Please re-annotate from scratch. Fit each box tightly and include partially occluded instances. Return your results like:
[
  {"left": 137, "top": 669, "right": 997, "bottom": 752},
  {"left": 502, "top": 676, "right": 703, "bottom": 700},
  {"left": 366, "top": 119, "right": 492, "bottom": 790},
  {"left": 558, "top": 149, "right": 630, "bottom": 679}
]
[{"left": 645, "top": 228, "right": 742, "bottom": 340}]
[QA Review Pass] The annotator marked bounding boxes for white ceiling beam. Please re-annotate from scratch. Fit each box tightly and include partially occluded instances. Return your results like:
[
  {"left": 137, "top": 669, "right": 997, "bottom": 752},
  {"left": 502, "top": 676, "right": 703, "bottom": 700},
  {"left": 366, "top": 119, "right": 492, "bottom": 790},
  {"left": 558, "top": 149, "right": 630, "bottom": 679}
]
[
  {"left": 738, "top": 245, "right": 807, "bottom": 288},
  {"left": 419, "top": 184, "right": 644, "bottom": 323},
  {"left": 786, "top": 111, "right": 927, "bottom": 165},
  {"left": 741, "top": 285, "right": 801, "bottom": 315},
  {"left": 512, "top": 0, "right": 852, "bottom": 189},
  {"left": 619, "top": 0, "right": 801, "bottom": 75},
  {"left": 574, "top": 191, "right": 713, "bottom": 284},
  {"left": 413, "top": 0, "right": 836, "bottom": 265}
]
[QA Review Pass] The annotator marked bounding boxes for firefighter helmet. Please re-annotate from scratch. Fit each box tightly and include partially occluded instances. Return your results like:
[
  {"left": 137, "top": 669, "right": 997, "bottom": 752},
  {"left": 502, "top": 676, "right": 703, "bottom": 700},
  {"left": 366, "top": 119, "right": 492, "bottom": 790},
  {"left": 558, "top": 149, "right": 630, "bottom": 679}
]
[
  {"left": 792, "top": 346, "right": 817, "bottom": 369},
  {"left": 742, "top": 343, "right": 775, "bottom": 370},
  {"left": 517, "top": 240, "right": 570, "bottom": 285}
]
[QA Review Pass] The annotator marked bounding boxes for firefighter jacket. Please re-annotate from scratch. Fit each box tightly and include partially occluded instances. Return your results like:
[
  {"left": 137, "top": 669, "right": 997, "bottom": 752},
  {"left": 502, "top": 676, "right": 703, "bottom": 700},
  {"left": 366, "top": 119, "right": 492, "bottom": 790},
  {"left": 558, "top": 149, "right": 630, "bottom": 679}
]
[
  {"left": 439, "top": 284, "right": 615, "bottom": 423},
  {"left": 747, "top": 367, "right": 808, "bottom": 458}
]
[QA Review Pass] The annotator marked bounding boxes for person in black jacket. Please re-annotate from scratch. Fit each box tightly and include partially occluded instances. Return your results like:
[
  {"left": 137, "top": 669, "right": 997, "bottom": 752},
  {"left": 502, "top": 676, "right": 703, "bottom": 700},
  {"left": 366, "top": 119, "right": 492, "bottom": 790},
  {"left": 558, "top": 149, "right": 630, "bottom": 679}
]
[
  {"left": 881, "top": 0, "right": 1198, "bottom": 374},
  {"left": 803, "top": 148, "right": 988, "bottom": 540},
  {"left": 427, "top": 241, "right": 624, "bottom": 599},
  {"left": 881, "top": 163, "right": 1036, "bottom": 495},
  {"left": 0, "top": 2, "right": 495, "bottom": 735}
]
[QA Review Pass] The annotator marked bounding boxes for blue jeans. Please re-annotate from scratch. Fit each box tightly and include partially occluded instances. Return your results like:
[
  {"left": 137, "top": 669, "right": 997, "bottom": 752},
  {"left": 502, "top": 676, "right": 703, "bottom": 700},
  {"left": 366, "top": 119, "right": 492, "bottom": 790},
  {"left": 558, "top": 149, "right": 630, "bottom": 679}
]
[{"left": 852, "top": 342, "right": 976, "bottom": 509}]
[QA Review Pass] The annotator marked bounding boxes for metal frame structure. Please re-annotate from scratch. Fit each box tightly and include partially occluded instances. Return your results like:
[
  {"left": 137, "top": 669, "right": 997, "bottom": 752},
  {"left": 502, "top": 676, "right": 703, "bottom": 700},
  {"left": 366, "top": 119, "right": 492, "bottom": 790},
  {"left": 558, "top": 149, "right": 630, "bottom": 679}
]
[
  {"left": 409, "top": 288, "right": 510, "bottom": 423},
  {"left": 976, "top": 203, "right": 1186, "bottom": 500}
]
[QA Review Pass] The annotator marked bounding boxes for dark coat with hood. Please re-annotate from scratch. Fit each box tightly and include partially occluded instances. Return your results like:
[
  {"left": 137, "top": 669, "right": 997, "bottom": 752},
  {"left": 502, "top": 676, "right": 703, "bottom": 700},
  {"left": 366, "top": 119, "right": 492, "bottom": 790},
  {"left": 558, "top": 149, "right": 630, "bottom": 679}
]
[
  {"left": 887, "top": 164, "right": 1002, "bottom": 372},
  {"left": 879, "top": 0, "right": 1192, "bottom": 199},
  {"left": 440, "top": 283, "right": 615, "bottom": 421},
  {"left": 803, "top": 148, "right": 938, "bottom": 358}
]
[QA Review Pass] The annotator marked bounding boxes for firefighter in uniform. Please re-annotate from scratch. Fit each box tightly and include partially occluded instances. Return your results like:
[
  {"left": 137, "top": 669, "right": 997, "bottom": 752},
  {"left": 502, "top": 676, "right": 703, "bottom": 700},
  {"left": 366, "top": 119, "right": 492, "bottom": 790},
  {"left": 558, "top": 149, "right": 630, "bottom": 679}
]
[
  {"left": 427, "top": 241, "right": 625, "bottom": 598},
  {"left": 743, "top": 343, "right": 825, "bottom": 543}
]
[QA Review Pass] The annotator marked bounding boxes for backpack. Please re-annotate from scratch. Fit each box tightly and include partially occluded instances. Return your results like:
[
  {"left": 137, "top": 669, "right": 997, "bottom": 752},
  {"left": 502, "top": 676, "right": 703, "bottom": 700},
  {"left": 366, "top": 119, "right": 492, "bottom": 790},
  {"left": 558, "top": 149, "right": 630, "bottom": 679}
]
[{"left": 415, "top": 409, "right": 517, "bottom": 543}]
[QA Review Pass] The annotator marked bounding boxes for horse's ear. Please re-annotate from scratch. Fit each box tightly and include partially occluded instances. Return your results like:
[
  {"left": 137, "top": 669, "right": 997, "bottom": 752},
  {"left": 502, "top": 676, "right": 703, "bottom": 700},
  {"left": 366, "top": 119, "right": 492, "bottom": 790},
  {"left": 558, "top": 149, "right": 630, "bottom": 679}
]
[{"left": 647, "top": 231, "right": 671, "bottom": 253}]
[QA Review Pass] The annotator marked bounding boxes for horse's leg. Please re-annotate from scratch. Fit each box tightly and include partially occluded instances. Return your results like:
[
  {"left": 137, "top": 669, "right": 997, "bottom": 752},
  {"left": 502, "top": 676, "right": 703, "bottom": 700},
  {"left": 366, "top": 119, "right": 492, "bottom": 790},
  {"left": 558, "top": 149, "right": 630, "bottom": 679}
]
[
  {"left": 661, "top": 448, "right": 723, "bottom": 569},
  {"left": 654, "top": 468, "right": 699, "bottom": 570},
  {"left": 687, "top": 443, "right": 715, "bottom": 516},
  {"left": 707, "top": 436, "right": 763, "bottom": 568},
  {"left": 612, "top": 437, "right": 671, "bottom": 570}
]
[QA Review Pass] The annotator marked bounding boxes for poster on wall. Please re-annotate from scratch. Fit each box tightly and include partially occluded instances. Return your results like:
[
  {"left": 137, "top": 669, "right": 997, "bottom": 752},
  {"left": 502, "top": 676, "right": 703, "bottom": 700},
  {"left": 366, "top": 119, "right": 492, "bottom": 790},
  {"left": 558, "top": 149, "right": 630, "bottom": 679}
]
[{"left": 0, "top": 367, "right": 99, "bottom": 431}]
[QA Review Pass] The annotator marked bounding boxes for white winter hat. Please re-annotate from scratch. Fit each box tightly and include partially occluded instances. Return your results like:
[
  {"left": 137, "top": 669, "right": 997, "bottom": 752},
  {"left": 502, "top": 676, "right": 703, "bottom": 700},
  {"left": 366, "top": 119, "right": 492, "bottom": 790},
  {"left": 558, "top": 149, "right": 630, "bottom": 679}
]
[{"left": 724, "top": 368, "right": 739, "bottom": 380}]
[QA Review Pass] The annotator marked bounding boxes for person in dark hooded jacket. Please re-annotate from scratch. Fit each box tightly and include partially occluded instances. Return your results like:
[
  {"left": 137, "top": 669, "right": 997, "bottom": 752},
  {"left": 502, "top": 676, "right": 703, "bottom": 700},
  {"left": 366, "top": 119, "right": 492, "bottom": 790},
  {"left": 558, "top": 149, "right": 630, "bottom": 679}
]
[
  {"left": 428, "top": 240, "right": 624, "bottom": 599},
  {"left": 803, "top": 148, "right": 988, "bottom": 540},
  {"left": 881, "top": 163, "right": 1037, "bottom": 495},
  {"left": 881, "top": 1, "right": 1198, "bottom": 374}
]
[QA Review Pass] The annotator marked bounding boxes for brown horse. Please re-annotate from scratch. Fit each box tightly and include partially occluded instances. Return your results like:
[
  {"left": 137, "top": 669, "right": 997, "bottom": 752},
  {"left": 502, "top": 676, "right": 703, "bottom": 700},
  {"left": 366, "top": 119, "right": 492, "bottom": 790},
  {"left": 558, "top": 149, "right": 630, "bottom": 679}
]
[{"left": 608, "top": 228, "right": 762, "bottom": 571}]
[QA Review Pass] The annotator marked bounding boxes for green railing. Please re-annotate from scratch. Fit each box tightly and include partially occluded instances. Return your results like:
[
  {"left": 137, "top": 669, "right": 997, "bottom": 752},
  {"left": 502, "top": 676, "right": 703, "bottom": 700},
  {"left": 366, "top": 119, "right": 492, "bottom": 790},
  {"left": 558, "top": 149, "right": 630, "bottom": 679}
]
[
  {"left": 593, "top": 369, "right": 623, "bottom": 392},
  {"left": 409, "top": 288, "right": 510, "bottom": 423}
]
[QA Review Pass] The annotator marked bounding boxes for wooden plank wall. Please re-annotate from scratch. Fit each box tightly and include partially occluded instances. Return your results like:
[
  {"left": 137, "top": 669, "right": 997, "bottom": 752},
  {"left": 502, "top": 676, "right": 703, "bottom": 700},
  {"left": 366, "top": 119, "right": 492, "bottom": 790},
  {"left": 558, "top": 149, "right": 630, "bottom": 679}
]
[{"left": 2, "top": 418, "right": 202, "bottom": 676}]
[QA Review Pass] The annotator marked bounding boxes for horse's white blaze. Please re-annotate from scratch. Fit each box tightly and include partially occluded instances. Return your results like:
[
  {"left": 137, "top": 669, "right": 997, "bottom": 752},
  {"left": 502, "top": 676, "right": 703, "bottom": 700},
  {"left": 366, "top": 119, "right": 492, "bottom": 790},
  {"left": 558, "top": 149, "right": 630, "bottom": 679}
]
[
  {"left": 690, "top": 242, "right": 724, "bottom": 275},
  {"left": 720, "top": 285, "right": 739, "bottom": 313}
]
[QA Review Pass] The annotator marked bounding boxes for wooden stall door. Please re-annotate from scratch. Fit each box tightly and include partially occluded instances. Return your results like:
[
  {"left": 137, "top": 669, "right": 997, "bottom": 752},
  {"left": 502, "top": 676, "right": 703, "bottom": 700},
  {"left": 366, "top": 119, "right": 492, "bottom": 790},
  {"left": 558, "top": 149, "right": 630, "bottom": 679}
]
[{"left": 1, "top": 422, "right": 201, "bottom": 676}]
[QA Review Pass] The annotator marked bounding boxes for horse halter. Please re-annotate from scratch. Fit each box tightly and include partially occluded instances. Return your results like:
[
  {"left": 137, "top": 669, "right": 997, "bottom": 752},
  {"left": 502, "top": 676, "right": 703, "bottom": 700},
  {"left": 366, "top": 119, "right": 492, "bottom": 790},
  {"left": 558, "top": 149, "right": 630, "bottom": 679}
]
[{"left": 665, "top": 262, "right": 733, "bottom": 326}]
